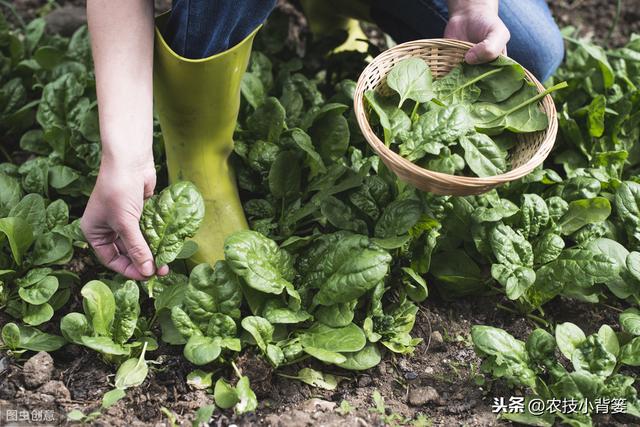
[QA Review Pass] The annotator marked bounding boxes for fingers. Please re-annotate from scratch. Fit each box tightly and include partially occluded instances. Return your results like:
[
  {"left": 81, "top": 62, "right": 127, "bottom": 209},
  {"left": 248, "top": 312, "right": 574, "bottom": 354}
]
[
  {"left": 92, "top": 239, "right": 148, "bottom": 281},
  {"left": 113, "top": 219, "right": 156, "bottom": 277},
  {"left": 465, "top": 25, "right": 511, "bottom": 64}
]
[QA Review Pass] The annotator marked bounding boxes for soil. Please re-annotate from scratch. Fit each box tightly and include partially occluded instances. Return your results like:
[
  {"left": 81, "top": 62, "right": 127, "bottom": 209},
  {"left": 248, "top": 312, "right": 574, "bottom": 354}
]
[{"left": 1, "top": 1, "right": 639, "bottom": 426}]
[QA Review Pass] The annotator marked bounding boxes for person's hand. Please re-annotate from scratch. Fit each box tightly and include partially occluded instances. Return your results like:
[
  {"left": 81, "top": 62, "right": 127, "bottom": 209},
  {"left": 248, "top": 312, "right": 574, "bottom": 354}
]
[
  {"left": 445, "top": 1, "right": 510, "bottom": 64},
  {"left": 81, "top": 155, "right": 169, "bottom": 280}
]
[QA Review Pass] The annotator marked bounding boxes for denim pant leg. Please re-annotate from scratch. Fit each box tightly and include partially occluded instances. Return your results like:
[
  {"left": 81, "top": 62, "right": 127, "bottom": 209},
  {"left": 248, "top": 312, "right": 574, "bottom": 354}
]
[
  {"left": 370, "top": 0, "right": 565, "bottom": 82},
  {"left": 163, "top": 0, "right": 277, "bottom": 59}
]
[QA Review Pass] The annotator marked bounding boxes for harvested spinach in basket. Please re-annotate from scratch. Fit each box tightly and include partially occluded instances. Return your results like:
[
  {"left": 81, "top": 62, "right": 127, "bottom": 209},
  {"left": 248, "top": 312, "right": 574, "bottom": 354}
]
[{"left": 365, "top": 57, "right": 567, "bottom": 177}]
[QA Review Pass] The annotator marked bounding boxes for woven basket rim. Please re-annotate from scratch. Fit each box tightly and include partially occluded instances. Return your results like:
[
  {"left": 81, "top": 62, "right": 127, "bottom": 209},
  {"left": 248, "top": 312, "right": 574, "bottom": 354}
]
[{"left": 353, "top": 38, "right": 558, "bottom": 191}]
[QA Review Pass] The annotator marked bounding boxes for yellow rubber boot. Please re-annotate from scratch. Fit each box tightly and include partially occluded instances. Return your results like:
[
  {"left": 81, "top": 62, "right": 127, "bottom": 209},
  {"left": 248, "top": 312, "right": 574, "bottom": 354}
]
[
  {"left": 153, "top": 15, "right": 256, "bottom": 264},
  {"left": 300, "top": 0, "right": 371, "bottom": 53}
]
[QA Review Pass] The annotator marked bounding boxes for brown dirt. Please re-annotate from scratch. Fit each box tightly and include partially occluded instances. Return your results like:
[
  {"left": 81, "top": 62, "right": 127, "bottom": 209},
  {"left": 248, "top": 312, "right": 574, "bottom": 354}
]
[
  {"left": 1, "top": 1, "right": 639, "bottom": 426},
  {"left": 548, "top": 0, "right": 640, "bottom": 47}
]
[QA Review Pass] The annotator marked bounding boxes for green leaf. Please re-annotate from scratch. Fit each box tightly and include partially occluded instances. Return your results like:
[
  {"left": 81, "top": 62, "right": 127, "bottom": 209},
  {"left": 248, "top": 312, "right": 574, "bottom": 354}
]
[
  {"left": 102, "top": 389, "right": 126, "bottom": 409},
  {"left": 460, "top": 132, "right": 507, "bottom": 177},
  {"left": 400, "top": 104, "right": 474, "bottom": 162},
  {"left": 187, "top": 370, "right": 213, "bottom": 390},
  {"left": 288, "top": 367, "right": 339, "bottom": 390},
  {"left": 490, "top": 223, "right": 534, "bottom": 267},
  {"left": 471, "top": 82, "right": 567, "bottom": 134},
  {"left": 80, "top": 336, "right": 129, "bottom": 355},
  {"left": 0, "top": 172, "right": 23, "bottom": 217},
  {"left": 309, "top": 109, "right": 350, "bottom": 162},
  {"left": 620, "top": 308, "right": 640, "bottom": 336},
  {"left": 364, "top": 90, "right": 411, "bottom": 144},
  {"left": 300, "top": 323, "right": 366, "bottom": 353},
  {"left": 597, "top": 325, "right": 619, "bottom": 357},
  {"left": 571, "top": 334, "right": 616, "bottom": 376},
  {"left": 31, "top": 232, "right": 73, "bottom": 265},
  {"left": 558, "top": 197, "right": 611, "bottom": 235},
  {"left": 67, "top": 410, "right": 86, "bottom": 422},
  {"left": 247, "top": 96, "right": 286, "bottom": 142},
  {"left": 111, "top": 280, "right": 140, "bottom": 344},
  {"left": 402, "top": 266, "right": 429, "bottom": 303},
  {"left": 433, "top": 65, "right": 481, "bottom": 104},
  {"left": 314, "top": 301, "right": 356, "bottom": 328},
  {"left": 2, "top": 322, "right": 21, "bottom": 349},
  {"left": 268, "top": 150, "right": 301, "bottom": 198},
  {"left": 225, "top": 230, "right": 295, "bottom": 296},
  {"left": 241, "top": 316, "right": 273, "bottom": 351},
  {"left": 288, "top": 128, "right": 326, "bottom": 176},
  {"left": 0, "top": 217, "right": 34, "bottom": 265},
  {"left": 185, "top": 261, "right": 242, "bottom": 322},
  {"left": 430, "top": 250, "right": 485, "bottom": 297},
  {"left": 587, "top": 95, "right": 606, "bottom": 137},
  {"left": 615, "top": 181, "right": 640, "bottom": 243},
  {"left": 184, "top": 335, "right": 221, "bottom": 365},
  {"left": 60, "top": 312, "right": 91, "bottom": 345},
  {"left": 336, "top": 343, "right": 382, "bottom": 370},
  {"left": 18, "top": 275, "right": 58, "bottom": 305},
  {"left": 620, "top": 337, "right": 640, "bottom": 366},
  {"left": 532, "top": 233, "right": 564, "bottom": 265},
  {"left": 81, "top": 280, "right": 116, "bottom": 336},
  {"left": 471, "top": 325, "right": 536, "bottom": 388},
  {"left": 46, "top": 199, "right": 70, "bottom": 230},
  {"left": 235, "top": 376, "right": 257, "bottom": 414},
  {"left": 114, "top": 351, "right": 149, "bottom": 389},
  {"left": 375, "top": 199, "right": 422, "bottom": 238},
  {"left": 462, "top": 56, "right": 525, "bottom": 102},
  {"left": 525, "top": 329, "right": 556, "bottom": 362},
  {"left": 386, "top": 58, "right": 434, "bottom": 107},
  {"left": 170, "top": 306, "right": 201, "bottom": 339},
  {"left": 262, "top": 301, "right": 312, "bottom": 325},
  {"left": 205, "top": 313, "right": 237, "bottom": 338},
  {"left": 193, "top": 405, "right": 215, "bottom": 427},
  {"left": 23, "top": 303, "right": 54, "bottom": 326},
  {"left": 9, "top": 193, "right": 46, "bottom": 235},
  {"left": 214, "top": 378, "right": 239, "bottom": 409},
  {"left": 555, "top": 322, "right": 587, "bottom": 359},
  {"left": 2, "top": 322, "right": 66, "bottom": 352},
  {"left": 140, "top": 181, "right": 205, "bottom": 266},
  {"left": 300, "top": 234, "right": 391, "bottom": 306}
]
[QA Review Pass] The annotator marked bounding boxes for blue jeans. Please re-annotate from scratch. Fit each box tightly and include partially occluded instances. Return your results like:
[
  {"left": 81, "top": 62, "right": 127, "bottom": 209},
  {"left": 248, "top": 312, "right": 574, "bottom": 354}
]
[{"left": 163, "top": 0, "right": 563, "bottom": 81}]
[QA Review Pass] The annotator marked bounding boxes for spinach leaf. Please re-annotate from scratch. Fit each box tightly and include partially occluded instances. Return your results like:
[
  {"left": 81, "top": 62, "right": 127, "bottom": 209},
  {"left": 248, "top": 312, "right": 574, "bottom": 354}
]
[
  {"left": 298, "top": 233, "right": 391, "bottom": 306},
  {"left": 557, "top": 197, "right": 611, "bottom": 235},
  {"left": 224, "top": 230, "right": 295, "bottom": 296},
  {"left": 471, "top": 82, "right": 567, "bottom": 135},
  {"left": 140, "top": 181, "right": 205, "bottom": 266},
  {"left": 459, "top": 132, "right": 507, "bottom": 177},
  {"left": 386, "top": 58, "right": 434, "bottom": 107}
]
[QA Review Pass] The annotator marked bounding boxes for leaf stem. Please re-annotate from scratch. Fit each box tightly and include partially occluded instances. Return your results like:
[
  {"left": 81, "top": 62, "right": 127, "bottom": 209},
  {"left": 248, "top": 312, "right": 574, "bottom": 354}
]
[
  {"left": 410, "top": 100, "right": 420, "bottom": 123},
  {"left": 0, "top": 143, "right": 11, "bottom": 162},
  {"left": 602, "top": 303, "right": 623, "bottom": 313},
  {"left": 231, "top": 360, "right": 242, "bottom": 378},
  {"left": 605, "top": 0, "right": 623, "bottom": 45},
  {"left": 500, "top": 81, "right": 568, "bottom": 118},
  {"left": 444, "top": 68, "right": 502, "bottom": 100}
]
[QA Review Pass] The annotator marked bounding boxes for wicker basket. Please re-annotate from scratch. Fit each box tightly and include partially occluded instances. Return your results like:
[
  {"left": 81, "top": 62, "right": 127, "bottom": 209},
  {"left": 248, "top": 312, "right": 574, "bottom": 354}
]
[{"left": 353, "top": 39, "right": 558, "bottom": 196}]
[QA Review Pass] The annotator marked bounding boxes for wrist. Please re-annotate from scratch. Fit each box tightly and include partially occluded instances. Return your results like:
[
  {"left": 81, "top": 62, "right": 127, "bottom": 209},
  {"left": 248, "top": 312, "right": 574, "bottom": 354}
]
[
  {"left": 448, "top": 0, "right": 499, "bottom": 17},
  {"left": 100, "top": 145, "right": 155, "bottom": 172}
]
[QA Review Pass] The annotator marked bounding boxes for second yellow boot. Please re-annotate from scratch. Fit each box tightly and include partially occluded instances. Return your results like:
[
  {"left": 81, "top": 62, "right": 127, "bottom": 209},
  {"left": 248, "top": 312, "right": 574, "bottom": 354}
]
[{"left": 153, "top": 15, "right": 257, "bottom": 265}]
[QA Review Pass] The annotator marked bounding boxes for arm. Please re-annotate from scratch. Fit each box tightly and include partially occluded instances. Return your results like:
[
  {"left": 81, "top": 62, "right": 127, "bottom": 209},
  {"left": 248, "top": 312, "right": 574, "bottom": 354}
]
[
  {"left": 81, "top": 0, "right": 167, "bottom": 279},
  {"left": 445, "top": 0, "right": 510, "bottom": 63}
]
